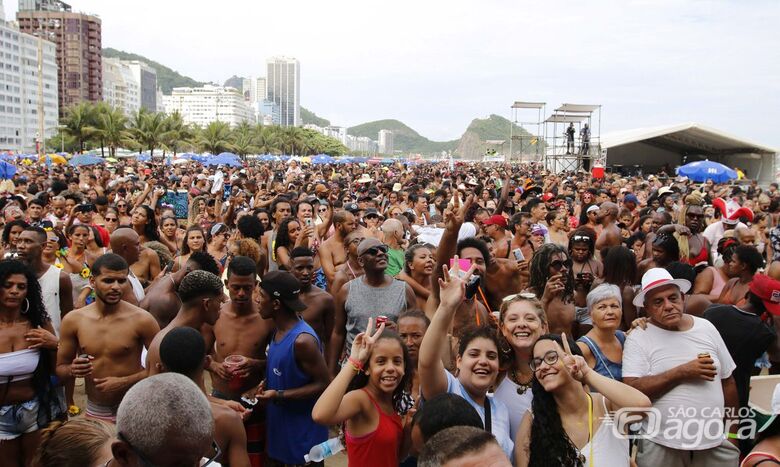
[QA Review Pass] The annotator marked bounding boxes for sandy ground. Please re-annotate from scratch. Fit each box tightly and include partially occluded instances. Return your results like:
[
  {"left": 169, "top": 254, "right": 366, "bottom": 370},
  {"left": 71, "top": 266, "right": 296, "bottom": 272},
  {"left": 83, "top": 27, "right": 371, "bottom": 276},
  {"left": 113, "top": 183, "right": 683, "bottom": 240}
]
[{"left": 71, "top": 376, "right": 349, "bottom": 466}]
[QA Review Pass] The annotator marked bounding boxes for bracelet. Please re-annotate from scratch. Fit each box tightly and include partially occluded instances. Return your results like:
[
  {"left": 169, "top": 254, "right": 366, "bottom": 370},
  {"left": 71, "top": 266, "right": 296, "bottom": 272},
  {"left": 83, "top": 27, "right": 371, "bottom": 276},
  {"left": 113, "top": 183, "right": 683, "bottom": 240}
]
[{"left": 347, "top": 357, "right": 364, "bottom": 372}]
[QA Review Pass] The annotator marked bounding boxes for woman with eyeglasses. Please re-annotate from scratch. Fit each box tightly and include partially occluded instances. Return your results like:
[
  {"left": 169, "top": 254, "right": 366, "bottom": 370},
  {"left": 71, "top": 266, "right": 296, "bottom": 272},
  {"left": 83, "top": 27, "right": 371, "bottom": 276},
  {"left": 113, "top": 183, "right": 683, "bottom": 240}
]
[
  {"left": 114, "top": 200, "right": 132, "bottom": 226},
  {"left": 514, "top": 334, "right": 650, "bottom": 467},
  {"left": 526, "top": 243, "right": 584, "bottom": 336},
  {"left": 102, "top": 207, "right": 120, "bottom": 234},
  {"left": 172, "top": 226, "right": 207, "bottom": 272},
  {"left": 494, "top": 293, "right": 548, "bottom": 442},
  {"left": 206, "top": 223, "right": 230, "bottom": 271},
  {"left": 0, "top": 259, "right": 63, "bottom": 467},
  {"left": 418, "top": 261, "right": 515, "bottom": 459}
]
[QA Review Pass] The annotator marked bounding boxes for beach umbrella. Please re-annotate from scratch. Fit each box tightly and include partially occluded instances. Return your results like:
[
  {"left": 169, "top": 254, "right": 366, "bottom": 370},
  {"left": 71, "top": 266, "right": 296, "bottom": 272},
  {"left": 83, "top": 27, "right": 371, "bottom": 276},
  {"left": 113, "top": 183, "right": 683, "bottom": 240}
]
[
  {"left": 0, "top": 161, "right": 17, "bottom": 179},
  {"left": 311, "top": 154, "right": 335, "bottom": 165},
  {"left": 105, "top": 157, "right": 118, "bottom": 163},
  {"left": 172, "top": 158, "right": 189, "bottom": 165},
  {"left": 677, "top": 160, "right": 738, "bottom": 183},
  {"left": 205, "top": 152, "right": 243, "bottom": 167},
  {"left": 69, "top": 154, "right": 105, "bottom": 167}
]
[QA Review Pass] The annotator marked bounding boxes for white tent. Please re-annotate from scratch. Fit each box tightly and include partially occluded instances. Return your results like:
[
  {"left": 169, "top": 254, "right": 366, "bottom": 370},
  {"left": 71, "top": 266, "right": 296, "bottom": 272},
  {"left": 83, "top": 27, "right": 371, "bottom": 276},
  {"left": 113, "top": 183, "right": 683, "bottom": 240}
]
[{"left": 601, "top": 123, "right": 777, "bottom": 182}]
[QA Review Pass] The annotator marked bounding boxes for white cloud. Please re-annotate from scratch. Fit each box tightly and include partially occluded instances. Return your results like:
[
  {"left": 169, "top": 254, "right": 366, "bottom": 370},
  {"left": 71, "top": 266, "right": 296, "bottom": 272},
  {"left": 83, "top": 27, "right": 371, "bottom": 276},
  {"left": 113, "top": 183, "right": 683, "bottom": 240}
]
[{"left": 5, "top": 0, "right": 778, "bottom": 146}]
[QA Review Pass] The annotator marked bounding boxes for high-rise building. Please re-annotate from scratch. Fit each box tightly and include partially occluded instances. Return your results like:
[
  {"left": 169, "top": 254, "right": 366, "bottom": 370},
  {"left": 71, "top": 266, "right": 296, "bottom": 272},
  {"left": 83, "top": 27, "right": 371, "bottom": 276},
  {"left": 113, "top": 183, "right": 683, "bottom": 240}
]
[
  {"left": 266, "top": 56, "right": 299, "bottom": 127},
  {"left": 124, "top": 60, "right": 157, "bottom": 111},
  {"left": 0, "top": 17, "right": 59, "bottom": 152},
  {"left": 102, "top": 57, "right": 140, "bottom": 116},
  {"left": 378, "top": 129, "right": 394, "bottom": 155},
  {"left": 16, "top": 2, "right": 102, "bottom": 114},
  {"left": 163, "top": 85, "right": 254, "bottom": 128}
]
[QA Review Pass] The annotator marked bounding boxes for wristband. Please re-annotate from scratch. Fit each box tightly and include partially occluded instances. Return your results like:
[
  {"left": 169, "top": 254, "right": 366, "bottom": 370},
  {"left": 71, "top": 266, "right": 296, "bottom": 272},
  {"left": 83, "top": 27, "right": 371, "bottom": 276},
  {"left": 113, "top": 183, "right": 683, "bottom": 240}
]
[{"left": 348, "top": 357, "right": 364, "bottom": 372}]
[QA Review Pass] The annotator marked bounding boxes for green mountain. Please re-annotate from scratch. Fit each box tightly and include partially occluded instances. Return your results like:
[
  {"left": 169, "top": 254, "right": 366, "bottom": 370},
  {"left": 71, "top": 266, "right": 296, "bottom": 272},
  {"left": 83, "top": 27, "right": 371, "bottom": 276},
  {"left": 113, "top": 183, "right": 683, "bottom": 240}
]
[
  {"left": 223, "top": 75, "right": 245, "bottom": 90},
  {"left": 102, "top": 48, "right": 208, "bottom": 93},
  {"left": 455, "top": 114, "right": 542, "bottom": 159},
  {"left": 348, "top": 119, "right": 459, "bottom": 154},
  {"left": 301, "top": 107, "right": 330, "bottom": 127}
]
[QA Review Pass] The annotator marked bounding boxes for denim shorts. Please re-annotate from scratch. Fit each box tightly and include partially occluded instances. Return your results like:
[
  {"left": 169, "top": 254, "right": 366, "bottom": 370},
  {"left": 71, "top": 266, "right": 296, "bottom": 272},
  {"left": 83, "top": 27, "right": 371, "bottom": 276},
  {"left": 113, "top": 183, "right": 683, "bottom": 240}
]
[{"left": 0, "top": 399, "right": 44, "bottom": 440}]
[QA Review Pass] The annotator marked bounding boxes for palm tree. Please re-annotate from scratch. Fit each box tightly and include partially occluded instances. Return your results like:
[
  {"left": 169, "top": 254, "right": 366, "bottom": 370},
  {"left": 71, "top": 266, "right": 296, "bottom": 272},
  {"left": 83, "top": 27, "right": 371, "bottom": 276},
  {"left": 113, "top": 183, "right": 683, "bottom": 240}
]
[
  {"left": 130, "top": 111, "right": 167, "bottom": 157},
  {"left": 195, "top": 121, "right": 234, "bottom": 155},
  {"left": 255, "top": 125, "right": 282, "bottom": 154},
  {"left": 281, "top": 126, "right": 305, "bottom": 156},
  {"left": 161, "top": 112, "right": 194, "bottom": 157},
  {"left": 88, "top": 106, "right": 131, "bottom": 157},
  {"left": 61, "top": 102, "right": 95, "bottom": 154}
]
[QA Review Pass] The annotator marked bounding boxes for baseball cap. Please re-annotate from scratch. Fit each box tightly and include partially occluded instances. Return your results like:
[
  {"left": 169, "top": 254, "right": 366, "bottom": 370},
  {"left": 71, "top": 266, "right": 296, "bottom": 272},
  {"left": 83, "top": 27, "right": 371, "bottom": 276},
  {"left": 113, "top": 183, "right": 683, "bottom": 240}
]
[
  {"left": 482, "top": 214, "right": 507, "bottom": 228},
  {"left": 624, "top": 194, "right": 639, "bottom": 204},
  {"left": 260, "top": 271, "right": 307, "bottom": 312},
  {"left": 315, "top": 183, "right": 328, "bottom": 195},
  {"left": 364, "top": 208, "right": 381, "bottom": 219},
  {"left": 344, "top": 203, "right": 360, "bottom": 213},
  {"left": 586, "top": 205, "right": 600, "bottom": 214},
  {"left": 749, "top": 274, "right": 780, "bottom": 315},
  {"left": 357, "top": 238, "right": 386, "bottom": 256},
  {"left": 542, "top": 192, "right": 555, "bottom": 202}
]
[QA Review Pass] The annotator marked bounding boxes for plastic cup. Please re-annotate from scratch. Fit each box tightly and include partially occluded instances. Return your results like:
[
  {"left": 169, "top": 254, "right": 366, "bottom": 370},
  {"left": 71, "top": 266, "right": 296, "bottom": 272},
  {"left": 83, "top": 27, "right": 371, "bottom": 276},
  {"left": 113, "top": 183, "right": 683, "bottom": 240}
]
[{"left": 223, "top": 355, "right": 246, "bottom": 391}]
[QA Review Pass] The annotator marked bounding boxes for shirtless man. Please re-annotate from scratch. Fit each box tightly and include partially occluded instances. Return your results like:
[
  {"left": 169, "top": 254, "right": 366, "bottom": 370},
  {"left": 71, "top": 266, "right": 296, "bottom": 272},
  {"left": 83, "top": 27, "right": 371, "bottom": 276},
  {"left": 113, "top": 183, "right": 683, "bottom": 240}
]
[
  {"left": 56, "top": 253, "right": 160, "bottom": 422},
  {"left": 594, "top": 201, "right": 621, "bottom": 256},
  {"left": 288, "top": 247, "right": 335, "bottom": 346},
  {"left": 318, "top": 210, "right": 357, "bottom": 288},
  {"left": 483, "top": 215, "right": 513, "bottom": 260},
  {"left": 509, "top": 212, "right": 534, "bottom": 262},
  {"left": 204, "top": 256, "right": 273, "bottom": 401},
  {"left": 158, "top": 327, "right": 251, "bottom": 467},
  {"left": 330, "top": 229, "right": 365, "bottom": 296},
  {"left": 146, "top": 270, "right": 226, "bottom": 376},
  {"left": 459, "top": 237, "right": 527, "bottom": 312},
  {"left": 139, "top": 251, "right": 221, "bottom": 328},
  {"left": 109, "top": 228, "right": 158, "bottom": 304}
]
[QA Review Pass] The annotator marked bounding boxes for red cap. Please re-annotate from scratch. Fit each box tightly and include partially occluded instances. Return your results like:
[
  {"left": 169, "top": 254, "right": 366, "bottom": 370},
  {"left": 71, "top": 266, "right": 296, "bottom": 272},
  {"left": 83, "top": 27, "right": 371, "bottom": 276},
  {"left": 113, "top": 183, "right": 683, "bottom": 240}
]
[
  {"left": 542, "top": 192, "right": 555, "bottom": 202},
  {"left": 749, "top": 274, "right": 780, "bottom": 315},
  {"left": 483, "top": 214, "right": 507, "bottom": 228}
]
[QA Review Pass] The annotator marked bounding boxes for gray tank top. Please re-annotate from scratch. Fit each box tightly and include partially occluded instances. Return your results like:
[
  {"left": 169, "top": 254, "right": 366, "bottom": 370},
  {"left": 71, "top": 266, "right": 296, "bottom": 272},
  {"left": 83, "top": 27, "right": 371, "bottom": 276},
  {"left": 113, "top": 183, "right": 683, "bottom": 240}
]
[{"left": 344, "top": 276, "right": 407, "bottom": 350}]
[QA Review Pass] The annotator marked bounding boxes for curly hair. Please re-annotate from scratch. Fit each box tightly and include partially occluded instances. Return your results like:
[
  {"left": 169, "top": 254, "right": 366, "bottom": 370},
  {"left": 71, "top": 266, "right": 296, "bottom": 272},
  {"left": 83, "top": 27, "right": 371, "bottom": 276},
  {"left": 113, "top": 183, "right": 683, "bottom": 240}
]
[
  {"left": 231, "top": 238, "right": 261, "bottom": 265},
  {"left": 456, "top": 237, "right": 491, "bottom": 265},
  {"left": 187, "top": 251, "right": 221, "bottom": 277},
  {"left": 178, "top": 270, "right": 223, "bottom": 303},
  {"left": 403, "top": 243, "right": 433, "bottom": 274},
  {"left": 528, "top": 333, "right": 585, "bottom": 467},
  {"left": 529, "top": 244, "right": 574, "bottom": 303},
  {"left": 346, "top": 330, "right": 412, "bottom": 414},
  {"left": 2, "top": 219, "right": 30, "bottom": 245},
  {"left": 0, "top": 260, "right": 60, "bottom": 427}
]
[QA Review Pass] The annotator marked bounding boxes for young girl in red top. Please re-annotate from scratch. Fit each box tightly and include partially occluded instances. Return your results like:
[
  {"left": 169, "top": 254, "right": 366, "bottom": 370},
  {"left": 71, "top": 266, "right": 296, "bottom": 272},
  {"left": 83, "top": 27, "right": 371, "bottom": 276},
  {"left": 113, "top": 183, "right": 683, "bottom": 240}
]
[{"left": 313, "top": 319, "right": 411, "bottom": 467}]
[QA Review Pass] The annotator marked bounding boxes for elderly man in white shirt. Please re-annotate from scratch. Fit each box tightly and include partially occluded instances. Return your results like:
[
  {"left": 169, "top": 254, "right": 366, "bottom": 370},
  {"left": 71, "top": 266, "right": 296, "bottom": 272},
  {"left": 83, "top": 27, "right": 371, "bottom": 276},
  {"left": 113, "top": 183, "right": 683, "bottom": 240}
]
[{"left": 623, "top": 268, "right": 740, "bottom": 467}]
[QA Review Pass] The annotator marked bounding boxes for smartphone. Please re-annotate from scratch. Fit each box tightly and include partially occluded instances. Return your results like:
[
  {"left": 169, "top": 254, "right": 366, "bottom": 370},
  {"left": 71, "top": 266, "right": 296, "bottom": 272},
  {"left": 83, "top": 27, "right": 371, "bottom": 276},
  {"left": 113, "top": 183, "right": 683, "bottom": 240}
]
[
  {"left": 305, "top": 218, "right": 313, "bottom": 227},
  {"left": 449, "top": 258, "right": 472, "bottom": 278},
  {"left": 512, "top": 248, "right": 524, "bottom": 262}
]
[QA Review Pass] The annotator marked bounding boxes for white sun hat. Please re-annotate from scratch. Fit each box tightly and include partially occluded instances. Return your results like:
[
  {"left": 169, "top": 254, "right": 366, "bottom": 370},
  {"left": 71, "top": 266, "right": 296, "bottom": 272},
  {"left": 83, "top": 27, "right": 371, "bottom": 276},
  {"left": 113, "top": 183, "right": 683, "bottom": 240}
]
[{"left": 633, "top": 268, "right": 691, "bottom": 307}]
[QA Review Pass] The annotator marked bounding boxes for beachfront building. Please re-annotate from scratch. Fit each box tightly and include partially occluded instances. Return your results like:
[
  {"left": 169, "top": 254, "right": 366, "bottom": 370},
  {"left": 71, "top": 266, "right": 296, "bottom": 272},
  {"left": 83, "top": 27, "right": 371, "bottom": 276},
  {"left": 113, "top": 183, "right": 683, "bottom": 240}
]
[
  {"left": 266, "top": 56, "right": 299, "bottom": 127},
  {"left": 0, "top": 16, "right": 59, "bottom": 153},
  {"left": 163, "top": 85, "right": 255, "bottom": 128},
  {"left": 379, "top": 129, "right": 394, "bottom": 155},
  {"left": 102, "top": 57, "right": 140, "bottom": 116}
]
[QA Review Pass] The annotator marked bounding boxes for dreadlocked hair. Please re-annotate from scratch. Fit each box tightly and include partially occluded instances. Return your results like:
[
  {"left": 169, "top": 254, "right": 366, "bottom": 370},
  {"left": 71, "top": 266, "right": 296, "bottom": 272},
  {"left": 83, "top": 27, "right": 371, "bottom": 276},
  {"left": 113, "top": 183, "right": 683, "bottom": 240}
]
[
  {"left": 675, "top": 191, "right": 706, "bottom": 260},
  {"left": 528, "top": 333, "right": 585, "bottom": 467},
  {"left": 529, "top": 244, "right": 574, "bottom": 303}
]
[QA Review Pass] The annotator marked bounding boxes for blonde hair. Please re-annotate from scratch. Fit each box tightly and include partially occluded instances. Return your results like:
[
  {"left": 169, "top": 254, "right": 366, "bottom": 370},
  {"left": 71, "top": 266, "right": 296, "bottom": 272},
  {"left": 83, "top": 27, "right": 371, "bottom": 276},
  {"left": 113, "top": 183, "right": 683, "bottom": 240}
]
[
  {"left": 675, "top": 191, "right": 705, "bottom": 260},
  {"left": 34, "top": 418, "right": 115, "bottom": 467}
]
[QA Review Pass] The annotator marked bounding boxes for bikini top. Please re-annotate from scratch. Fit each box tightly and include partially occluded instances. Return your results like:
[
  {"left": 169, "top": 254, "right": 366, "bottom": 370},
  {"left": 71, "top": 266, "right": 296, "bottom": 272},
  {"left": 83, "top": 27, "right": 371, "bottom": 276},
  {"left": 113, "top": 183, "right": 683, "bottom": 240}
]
[{"left": 0, "top": 348, "right": 40, "bottom": 383}]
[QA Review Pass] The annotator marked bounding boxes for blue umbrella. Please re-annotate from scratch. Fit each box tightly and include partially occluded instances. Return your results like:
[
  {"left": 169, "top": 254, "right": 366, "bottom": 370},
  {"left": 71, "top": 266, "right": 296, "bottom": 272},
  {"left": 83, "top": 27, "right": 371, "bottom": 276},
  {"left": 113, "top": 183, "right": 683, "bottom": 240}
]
[
  {"left": 137, "top": 153, "right": 152, "bottom": 162},
  {"left": 311, "top": 154, "right": 335, "bottom": 165},
  {"left": 69, "top": 154, "right": 105, "bottom": 167},
  {"left": 0, "top": 161, "right": 17, "bottom": 179},
  {"left": 206, "top": 153, "right": 243, "bottom": 167},
  {"left": 677, "top": 160, "right": 737, "bottom": 183},
  {"left": 258, "top": 154, "right": 276, "bottom": 161}
]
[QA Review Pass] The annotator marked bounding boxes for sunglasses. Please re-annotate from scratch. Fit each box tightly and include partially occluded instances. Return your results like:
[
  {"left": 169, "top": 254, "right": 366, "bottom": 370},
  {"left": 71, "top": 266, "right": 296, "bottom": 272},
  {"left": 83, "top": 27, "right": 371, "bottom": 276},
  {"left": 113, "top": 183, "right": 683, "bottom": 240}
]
[
  {"left": 572, "top": 235, "right": 591, "bottom": 243},
  {"left": 502, "top": 292, "right": 538, "bottom": 303},
  {"left": 318, "top": 208, "right": 328, "bottom": 213},
  {"left": 105, "top": 217, "right": 118, "bottom": 222},
  {"left": 550, "top": 259, "right": 572, "bottom": 270},
  {"left": 530, "top": 350, "right": 561, "bottom": 372},
  {"left": 362, "top": 245, "right": 388, "bottom": 256}
]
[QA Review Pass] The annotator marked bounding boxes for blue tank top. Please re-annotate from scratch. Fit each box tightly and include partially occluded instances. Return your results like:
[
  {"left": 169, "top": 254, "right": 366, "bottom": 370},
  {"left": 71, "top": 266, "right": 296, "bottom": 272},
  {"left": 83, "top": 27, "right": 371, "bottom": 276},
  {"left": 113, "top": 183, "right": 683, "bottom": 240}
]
[
  {"left": 265, "top": 320, "right": 328, "bottom": 464},
  {"left": 577, "top": 331, "right": 626, "bottom": 381}
]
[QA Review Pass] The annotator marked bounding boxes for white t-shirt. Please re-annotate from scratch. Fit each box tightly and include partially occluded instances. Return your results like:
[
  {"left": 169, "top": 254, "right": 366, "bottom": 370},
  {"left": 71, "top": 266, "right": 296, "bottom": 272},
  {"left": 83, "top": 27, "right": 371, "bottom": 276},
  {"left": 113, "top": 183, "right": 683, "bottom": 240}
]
[
  {"left": 622, "top": 316, "right": 736, "bottom": 450},
  {"left": 703, "top": 220, "right": 746, "bottom": 262},
  {"left": 444, "top": 371, "right": 514, "bottom": 459}
]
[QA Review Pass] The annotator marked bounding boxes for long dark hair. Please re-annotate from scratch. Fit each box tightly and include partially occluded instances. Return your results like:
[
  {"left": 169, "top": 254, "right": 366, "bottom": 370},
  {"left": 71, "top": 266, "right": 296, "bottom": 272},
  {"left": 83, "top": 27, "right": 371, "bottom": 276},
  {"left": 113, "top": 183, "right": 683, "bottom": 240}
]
[
  {"left": 347, "top": 330, "right": 412, "bottom": 413},
  {"left": 529, "top": 244, "right": 574, "bottom": 302},
  {"left": 181, "top": 226, "right": 206, "bottom": 256},
  {"left": 274, "top": 217, "right": 300, "bottom": 255},
  {"left": 0, "top": 260, "right": 61, "bottom": 426},
  {"left": 602, "top": 246, "right": 637, "bottom": 288},
  {"left": 528, "top": 333, "right": 585, "bottom": 467},
  {"left": 134, "top": 205, "right": 159, "bottom": 242}
]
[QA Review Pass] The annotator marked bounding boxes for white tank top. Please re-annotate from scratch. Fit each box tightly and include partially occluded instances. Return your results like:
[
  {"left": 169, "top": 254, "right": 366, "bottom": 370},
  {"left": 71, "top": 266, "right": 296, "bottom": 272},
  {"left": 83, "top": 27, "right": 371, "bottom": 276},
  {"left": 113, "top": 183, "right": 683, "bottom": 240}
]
[
  {"left": 583, "top": 395, "right": 630, "bottom": 467},
  {"left": 39, "top": 265, "right": 62, "bottom": 336}
]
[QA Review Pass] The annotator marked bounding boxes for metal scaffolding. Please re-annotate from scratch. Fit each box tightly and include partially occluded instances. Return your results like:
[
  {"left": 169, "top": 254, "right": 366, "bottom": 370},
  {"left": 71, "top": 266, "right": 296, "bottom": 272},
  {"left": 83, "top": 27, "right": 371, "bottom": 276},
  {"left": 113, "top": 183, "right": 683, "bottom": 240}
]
[
  {"left": 543, "top": 103, "right": 602, "bottom": 173},
  {"left": 509, "top": 101, "right": 545, "bottom": 163}
]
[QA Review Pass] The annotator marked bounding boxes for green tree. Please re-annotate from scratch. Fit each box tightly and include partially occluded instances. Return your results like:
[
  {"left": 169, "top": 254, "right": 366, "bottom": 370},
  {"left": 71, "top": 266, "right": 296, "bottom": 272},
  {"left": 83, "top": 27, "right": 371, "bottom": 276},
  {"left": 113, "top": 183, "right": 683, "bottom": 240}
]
[
  {"left": 61, "top": 102, "right": 95, "bottom": 153},
  {"left": 254, "top": 125, "right": 282, "bottom": 154},
  {"left": 161, "top": 111, "right": 195, "bottom": 157},
  {"left": 195, "top": 121, "right": 234, "bottom": 155},
  {"left": 230, "top": 122, "right": 257, "bottom": 158},
  {"left": 129, "top": 110, "right": 167, "bottom": 157},
  {"left": 87, "top": 105, "right": 131, "bottom": 157}
]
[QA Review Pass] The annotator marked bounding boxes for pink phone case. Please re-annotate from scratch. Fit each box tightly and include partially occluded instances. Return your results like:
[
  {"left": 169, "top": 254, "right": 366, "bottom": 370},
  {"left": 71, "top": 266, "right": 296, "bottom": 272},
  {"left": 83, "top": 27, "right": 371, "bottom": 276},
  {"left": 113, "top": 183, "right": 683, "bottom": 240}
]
[{"left": 449, "top": 258, "right": 472, "bottom": 271}]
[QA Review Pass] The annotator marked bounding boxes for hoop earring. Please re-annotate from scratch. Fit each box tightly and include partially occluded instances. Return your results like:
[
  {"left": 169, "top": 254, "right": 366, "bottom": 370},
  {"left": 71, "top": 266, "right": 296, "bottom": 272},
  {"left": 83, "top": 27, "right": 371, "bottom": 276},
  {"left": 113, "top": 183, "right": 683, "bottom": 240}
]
[{"left": 21, "top": 298, "right": 29, "bottom": 314}]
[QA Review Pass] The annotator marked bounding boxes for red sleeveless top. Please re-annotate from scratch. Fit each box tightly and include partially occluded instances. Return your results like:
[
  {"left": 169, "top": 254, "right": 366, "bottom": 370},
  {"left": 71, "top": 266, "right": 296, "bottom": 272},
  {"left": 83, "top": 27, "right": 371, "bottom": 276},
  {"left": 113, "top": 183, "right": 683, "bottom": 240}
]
[{"left": 344, "top": 389, "right": 403, "bottom": 467}]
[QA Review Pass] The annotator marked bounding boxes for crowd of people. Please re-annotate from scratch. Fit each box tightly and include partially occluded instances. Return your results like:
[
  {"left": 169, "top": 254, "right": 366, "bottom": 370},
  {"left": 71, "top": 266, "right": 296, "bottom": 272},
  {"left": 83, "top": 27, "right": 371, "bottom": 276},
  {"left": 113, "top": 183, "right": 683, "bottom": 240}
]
[{"left": 1, "top": 156, "right": 780, "bottom": 467}]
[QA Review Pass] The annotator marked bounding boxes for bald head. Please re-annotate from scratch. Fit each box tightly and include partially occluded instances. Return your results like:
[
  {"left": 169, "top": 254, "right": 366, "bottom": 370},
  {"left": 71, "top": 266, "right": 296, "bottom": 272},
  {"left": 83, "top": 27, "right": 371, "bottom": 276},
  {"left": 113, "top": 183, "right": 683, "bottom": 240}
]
[
  {"left": 599, "top": 202, "right": 619, "bottom": 222},
  {"left": 110, "top": 227, "right": 141, "bottom": 264},
  {"left": 381, "top": 218, "right": 403, "bottom": 237}
]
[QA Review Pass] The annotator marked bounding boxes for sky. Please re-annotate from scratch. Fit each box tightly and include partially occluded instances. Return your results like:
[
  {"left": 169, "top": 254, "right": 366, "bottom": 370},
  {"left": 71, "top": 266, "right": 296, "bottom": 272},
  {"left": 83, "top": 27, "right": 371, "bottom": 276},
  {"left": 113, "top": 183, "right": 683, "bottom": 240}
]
[{"left": 5, "top": 0, "right": 779, "bottom": 147}]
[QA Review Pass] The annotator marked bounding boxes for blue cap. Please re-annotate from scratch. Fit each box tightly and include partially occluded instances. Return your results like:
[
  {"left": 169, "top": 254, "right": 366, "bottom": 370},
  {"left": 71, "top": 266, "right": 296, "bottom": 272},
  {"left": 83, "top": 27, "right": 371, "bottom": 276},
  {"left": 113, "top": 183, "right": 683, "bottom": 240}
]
[{"left": 624, "top": 194, "right": 639, "bottom": 204}]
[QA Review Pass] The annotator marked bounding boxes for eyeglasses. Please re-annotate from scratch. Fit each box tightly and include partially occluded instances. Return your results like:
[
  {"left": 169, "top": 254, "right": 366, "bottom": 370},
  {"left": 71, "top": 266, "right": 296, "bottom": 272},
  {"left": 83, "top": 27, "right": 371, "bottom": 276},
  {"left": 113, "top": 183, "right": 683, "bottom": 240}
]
[
  {"left": 550, "top": 259, "right": 572, "bottom": 270},
  {"left": 116, "top": 432, "right": 221, "bottom": 467},
  {"left": 105, "top": 217, "right": 118, "bottom": 222},
  {"left": 362, "top": 245, "right": 388, "bottom": 256},
  {"left": 318, "top": 208, "right": 328, "bottom": 213},
  {"left": 530, "top": 350, "right": 561, "bottom": 372},
  {"left": 572, "top": 235, "right": 591, "bottom": 243}
]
